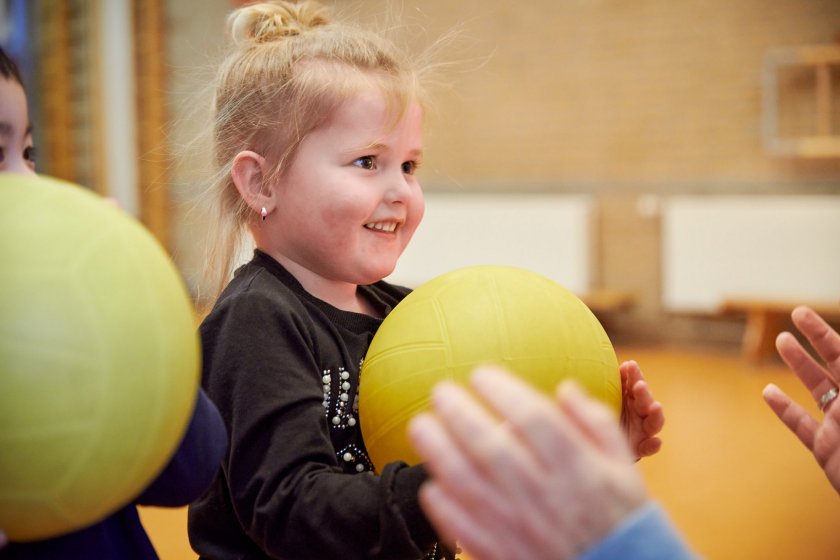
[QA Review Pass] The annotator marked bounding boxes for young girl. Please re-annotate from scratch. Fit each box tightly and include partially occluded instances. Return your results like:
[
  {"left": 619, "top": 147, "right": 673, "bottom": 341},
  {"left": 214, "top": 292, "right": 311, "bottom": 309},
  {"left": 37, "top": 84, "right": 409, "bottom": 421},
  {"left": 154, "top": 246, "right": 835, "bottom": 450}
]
[{"left": 189, "top": 2, "right": 663, "bottom": 559}]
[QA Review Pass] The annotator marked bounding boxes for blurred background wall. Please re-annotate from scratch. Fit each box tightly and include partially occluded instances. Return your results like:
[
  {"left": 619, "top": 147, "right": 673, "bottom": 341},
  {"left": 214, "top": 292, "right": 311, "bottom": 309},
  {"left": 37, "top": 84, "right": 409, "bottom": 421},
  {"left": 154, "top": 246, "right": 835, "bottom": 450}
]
[
  {"left": 5, "top": 0, "right": 840, "bottom": 348},
  {"left": 5, "top": 2, "right": 840, "bottom": 559}
]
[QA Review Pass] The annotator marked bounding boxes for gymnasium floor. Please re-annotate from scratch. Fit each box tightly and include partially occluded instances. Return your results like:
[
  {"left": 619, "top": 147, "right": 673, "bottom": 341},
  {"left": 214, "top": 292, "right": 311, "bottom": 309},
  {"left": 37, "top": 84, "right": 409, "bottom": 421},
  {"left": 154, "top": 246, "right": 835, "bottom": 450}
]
[{"left": 139, "top": 345, "right": 840, "bottom": 559}]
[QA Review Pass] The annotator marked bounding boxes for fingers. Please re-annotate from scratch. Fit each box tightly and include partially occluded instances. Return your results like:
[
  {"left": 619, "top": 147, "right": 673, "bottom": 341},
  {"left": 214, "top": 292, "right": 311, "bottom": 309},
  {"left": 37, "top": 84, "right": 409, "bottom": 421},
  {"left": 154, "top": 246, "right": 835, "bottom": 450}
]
[
  {"left": 619, "top": 360, "right": 643, "bottom": 395},
  {"left": 618, "top": 361, "right": 665, "bottom": 459},
  {"left": 408, "top": 401, "right": 533, "bottom": 528},
  {"left": 813, "top": 406, "right": 840, "bottom": 472},
  {"left": 620, "top": 362, "right": 663, "bottom": 428},
  {"left": 419, "top": 483, "right": 512, "bottom": 560},
  {"left": 412, "top": 367, "right": 649, "bottom": 559},
  {"left": 634, "top": 393, "right": 664, "bottom": 459},
  {"left": 776, "top": 331, "right": 836, "bottom": 404},
  {"left": 636, "top": 437, "right": 662, "bottom": 458},
  {"left": 626, "top": 379, "right": 664, "bottom": 428},
  {"left": 629, "top": 378, "right": 655, "bottom": 409},
  {"left": 409, "top": 375, "right": 565, "bottom": 558},
  {"left": 409, "top": 412, "right": 510, "bottom": 510},
  {"left": 762, "top": 383, "right": 818, "bottom": 451},
  {"left": 468, "top": 367, "right": 581, "bottom": 470},
  {"left": 556, "top": 380, "right": 635, "bottom": 463},
  {"left": 465, "top": 368, "right": 642, "bottom": 551},
  {"left": 634, "top": 384, "right": 665, "bottom": 435},
  {"left": 791, "top": 306, "right": 840, "bottom": 378},
  {"left": 409, "top": 410, "right": 542, "bottom": 556}
]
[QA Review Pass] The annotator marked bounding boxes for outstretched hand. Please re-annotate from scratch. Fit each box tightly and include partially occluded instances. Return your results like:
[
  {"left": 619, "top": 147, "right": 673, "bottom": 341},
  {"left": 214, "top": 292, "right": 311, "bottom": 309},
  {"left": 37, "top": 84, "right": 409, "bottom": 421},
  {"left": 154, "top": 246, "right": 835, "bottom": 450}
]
[
  {"left": 620, "top": 361, "right": 664, "bottom": 459},
  {"left": 763, "top": 306, "right": 840, "bottom": 495},
  {"left": 408, "top": 366, "right": 648, "bottom": 560}
]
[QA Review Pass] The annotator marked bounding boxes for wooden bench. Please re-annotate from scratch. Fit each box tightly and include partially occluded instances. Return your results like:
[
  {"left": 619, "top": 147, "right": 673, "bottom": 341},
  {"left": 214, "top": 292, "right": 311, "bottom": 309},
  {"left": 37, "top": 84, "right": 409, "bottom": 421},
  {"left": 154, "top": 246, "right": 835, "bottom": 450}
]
[
  {"left": 719, "top": 298, "right": 840, "bottom": 364},
  {"left": 580, "top": 289, "right": 635, "bottom": 334},
  {"left": 581, "top": 289, "right": 635, "bottom": 315}
]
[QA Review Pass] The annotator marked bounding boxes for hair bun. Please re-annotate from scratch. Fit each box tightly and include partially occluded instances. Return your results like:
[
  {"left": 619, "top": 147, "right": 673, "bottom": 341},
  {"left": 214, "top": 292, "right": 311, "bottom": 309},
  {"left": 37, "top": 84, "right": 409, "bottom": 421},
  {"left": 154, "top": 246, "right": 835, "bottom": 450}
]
[{"left": 228, "top": 1, "right": 330, "bottom": 45}]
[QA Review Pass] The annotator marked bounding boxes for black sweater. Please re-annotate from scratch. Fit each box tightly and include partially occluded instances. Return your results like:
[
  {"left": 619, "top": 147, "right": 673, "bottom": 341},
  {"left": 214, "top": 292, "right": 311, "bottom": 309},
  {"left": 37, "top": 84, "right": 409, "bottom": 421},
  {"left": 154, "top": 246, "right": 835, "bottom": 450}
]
[{"left": 189, "top": 250, "right": 441, "bottom": 560}]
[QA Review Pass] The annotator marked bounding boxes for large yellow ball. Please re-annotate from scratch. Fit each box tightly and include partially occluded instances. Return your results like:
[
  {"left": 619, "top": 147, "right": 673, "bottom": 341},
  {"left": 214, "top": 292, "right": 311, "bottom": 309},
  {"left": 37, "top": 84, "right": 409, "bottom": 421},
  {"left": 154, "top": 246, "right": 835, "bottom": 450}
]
[
  {"left": 0, "top": 174, "right": 200, "bottom": 541},
  {"left": 359, "top": 265, "right": 621, "bottom": 471}
]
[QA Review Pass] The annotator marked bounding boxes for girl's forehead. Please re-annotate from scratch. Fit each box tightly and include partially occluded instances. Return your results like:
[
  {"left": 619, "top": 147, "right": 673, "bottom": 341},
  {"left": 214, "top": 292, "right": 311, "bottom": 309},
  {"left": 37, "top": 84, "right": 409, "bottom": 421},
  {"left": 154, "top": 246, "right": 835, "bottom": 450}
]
[
  {"left": 327, "top": 90, "right": 421, "bottom": 134},
  {"left": 0, "top": 78, "right": 29, "bottom": 134},
  {"left": 328, "top": 103, "right": 422, "bottom": 152},
  {"left": 301, "top": 95, "right": 423, "bottom": 159}
]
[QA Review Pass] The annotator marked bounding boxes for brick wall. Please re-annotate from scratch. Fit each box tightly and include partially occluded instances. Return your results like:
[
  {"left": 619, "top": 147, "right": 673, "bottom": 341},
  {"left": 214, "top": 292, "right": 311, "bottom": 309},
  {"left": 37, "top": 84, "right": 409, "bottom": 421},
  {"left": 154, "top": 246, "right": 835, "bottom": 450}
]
[
  {"left": 168, "top": 0, "right": 840, "bottom": 345},
  {"left": 374, "top": 0, "right": 840, "bottom": 184},
  {"left": 361, "top": 0, "right": 840, "bottom": 345}
]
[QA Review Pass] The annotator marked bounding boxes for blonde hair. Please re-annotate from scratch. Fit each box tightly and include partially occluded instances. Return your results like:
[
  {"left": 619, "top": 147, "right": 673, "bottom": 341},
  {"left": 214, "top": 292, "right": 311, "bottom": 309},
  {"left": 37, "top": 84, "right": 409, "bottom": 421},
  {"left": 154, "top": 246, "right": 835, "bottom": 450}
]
[{"left": 201, "top": 0, "right": 427, "bottom": 305}]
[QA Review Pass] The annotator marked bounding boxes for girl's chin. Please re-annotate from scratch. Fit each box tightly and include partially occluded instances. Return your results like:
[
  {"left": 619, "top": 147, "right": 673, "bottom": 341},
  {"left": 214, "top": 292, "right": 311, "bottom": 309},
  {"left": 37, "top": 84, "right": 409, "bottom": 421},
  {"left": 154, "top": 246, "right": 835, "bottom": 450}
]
[{"left": 359, "top": 264, "right": 397, "bottom": 285}]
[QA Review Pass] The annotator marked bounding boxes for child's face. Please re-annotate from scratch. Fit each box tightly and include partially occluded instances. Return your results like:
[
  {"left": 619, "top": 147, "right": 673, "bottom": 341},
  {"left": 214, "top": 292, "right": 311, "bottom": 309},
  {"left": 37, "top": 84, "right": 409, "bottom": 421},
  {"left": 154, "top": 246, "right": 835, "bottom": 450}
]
[
  {"left": 0, "top": 77, "right": 35, "bottom": 174},
  {"left": 270, "top": 89, "right": 425, "bottom": 286}
]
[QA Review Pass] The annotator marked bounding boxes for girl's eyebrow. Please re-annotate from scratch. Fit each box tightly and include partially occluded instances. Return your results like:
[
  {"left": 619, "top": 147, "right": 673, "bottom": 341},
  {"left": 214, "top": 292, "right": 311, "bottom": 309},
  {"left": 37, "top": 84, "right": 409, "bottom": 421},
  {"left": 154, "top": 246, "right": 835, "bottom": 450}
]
[
  {"left": 346, "top": 143, "right": 424, "bottom": 159},
  {"left": 345, "top": 142, "right": 387, "bottom": 154}
]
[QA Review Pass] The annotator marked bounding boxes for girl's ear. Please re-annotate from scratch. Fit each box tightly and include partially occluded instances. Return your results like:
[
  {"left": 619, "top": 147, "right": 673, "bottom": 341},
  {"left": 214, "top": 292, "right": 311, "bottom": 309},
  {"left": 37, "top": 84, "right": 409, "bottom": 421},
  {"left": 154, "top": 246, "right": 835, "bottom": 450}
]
[{"left": 231, "top": 150, "right": 275, "bottom": 216}]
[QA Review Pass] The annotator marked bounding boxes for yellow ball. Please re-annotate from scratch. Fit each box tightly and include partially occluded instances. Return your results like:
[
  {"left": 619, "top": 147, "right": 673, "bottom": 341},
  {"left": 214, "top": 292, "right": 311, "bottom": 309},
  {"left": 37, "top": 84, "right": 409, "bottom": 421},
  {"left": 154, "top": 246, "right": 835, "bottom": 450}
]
[
  {"left": 359, "top": 265, "right": 621, "bottom": 471},
  {"left": 0, "top": 174, "right": 200, "bottom": 541}
]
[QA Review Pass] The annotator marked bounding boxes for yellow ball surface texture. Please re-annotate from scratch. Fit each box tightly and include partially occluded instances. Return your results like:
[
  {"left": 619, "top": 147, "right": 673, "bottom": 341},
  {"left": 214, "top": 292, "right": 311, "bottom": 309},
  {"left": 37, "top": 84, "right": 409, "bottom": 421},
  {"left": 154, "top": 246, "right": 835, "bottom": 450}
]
[
  {"left": 360, "top": 265, "right": 621, "bottom": 471},
  {"left": 0, "top": 175, "right": 200, "bottom": 541}
]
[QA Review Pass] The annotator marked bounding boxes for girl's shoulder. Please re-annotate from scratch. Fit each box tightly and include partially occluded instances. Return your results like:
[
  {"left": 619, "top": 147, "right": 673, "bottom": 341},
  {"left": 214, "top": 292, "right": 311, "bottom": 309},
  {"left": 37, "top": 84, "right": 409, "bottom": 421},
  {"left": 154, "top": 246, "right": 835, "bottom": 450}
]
[{"left": 203, "top": 257, "right": 307, "bottom": 326}]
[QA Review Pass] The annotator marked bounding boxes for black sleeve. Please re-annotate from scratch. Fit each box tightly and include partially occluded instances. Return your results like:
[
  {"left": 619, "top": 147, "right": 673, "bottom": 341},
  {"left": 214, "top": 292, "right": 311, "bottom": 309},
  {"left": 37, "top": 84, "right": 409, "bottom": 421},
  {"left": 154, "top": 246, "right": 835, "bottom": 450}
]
[
  {"left": 201, "top": 290, "right": 437, "bottom": 559},
  {"left": 137, "top": 389, "right": 228, "bottom": 507}
]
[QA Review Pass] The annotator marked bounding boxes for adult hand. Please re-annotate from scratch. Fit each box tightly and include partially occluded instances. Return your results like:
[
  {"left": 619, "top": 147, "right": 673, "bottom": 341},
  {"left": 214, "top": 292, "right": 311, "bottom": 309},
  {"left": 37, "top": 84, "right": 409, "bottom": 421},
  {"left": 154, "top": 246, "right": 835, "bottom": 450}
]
[
  {"left": 763, "top": 306, "right": 840, "bottom": 495},
  {"left": 409, "top": 366, "right": 648, "bottom": 560}
]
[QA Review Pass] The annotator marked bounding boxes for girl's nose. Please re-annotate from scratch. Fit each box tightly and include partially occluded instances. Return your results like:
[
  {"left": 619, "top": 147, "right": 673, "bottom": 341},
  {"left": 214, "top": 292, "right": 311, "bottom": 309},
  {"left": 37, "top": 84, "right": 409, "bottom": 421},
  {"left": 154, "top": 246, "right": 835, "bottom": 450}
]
[
  {"left": 4, "top": 155, "right": 35, "bottom": 175},
  {"left": 384, "top": 170, "right": 413, "bottom": 203}
]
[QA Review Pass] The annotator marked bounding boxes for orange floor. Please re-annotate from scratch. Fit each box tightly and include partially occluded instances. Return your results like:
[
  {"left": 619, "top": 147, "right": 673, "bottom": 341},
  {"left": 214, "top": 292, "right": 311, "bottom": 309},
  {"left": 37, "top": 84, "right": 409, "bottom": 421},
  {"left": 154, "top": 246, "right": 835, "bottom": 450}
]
[{"left": 139, "top": 345, "right": 840, "bottom": 559}]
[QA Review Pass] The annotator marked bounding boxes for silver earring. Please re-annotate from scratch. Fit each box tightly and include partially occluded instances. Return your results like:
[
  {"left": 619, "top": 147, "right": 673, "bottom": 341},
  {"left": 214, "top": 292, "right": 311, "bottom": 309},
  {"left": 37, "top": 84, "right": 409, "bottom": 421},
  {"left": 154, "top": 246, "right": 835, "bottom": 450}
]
[{"left": 261, "top": 207, "right": 267, "bottom": 221}]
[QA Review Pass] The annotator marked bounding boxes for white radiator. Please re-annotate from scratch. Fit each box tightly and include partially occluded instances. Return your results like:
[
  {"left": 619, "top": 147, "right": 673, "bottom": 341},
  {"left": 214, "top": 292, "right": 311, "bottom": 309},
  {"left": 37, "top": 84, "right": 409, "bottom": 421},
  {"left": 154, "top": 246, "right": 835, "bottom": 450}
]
[
  {"left": 661, "top": 195, "right": 840, "bottom": 312},
  {"left": 387, "top": 192, "right": 595, "bottom": 295}
]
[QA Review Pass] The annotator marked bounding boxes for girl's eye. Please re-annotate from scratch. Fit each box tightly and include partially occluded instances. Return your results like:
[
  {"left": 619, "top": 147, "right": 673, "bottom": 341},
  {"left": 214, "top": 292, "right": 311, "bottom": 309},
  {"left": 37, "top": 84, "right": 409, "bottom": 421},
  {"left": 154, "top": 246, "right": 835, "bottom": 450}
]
[
  {"left": 24, "top": 146, "right": 36, "bottom": 163},
  {"left": 401, "top": 161, "right": 418, "bottom": 175},
  {"left": 353, "top": 156, "right": 376, "bottom": 170}
]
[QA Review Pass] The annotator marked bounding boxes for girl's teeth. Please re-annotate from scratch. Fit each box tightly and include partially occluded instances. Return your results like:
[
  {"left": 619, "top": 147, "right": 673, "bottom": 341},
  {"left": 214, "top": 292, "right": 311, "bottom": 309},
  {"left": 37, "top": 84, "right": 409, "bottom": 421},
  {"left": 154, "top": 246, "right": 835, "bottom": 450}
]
[{"left": 366, "top": 223, "right": 396, "bottom": 232}]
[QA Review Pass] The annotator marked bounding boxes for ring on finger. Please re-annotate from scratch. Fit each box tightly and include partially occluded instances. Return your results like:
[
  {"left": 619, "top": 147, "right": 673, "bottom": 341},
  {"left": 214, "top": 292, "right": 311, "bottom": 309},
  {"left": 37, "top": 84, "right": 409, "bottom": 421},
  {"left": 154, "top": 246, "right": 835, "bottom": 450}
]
[{"left": 818, "top": 387, "right": 839, "bottom": 412}]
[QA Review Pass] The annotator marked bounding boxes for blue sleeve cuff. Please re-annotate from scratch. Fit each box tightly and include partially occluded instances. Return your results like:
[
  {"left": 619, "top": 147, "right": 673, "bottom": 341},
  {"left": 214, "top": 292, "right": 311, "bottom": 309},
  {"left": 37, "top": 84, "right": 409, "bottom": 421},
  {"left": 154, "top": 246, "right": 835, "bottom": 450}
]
[
  {"left": 575, "top": 502, "right": 698, "bottom": 560},
  {"left": 136, "top": 389, "right": 228, "bottom": 506}
]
